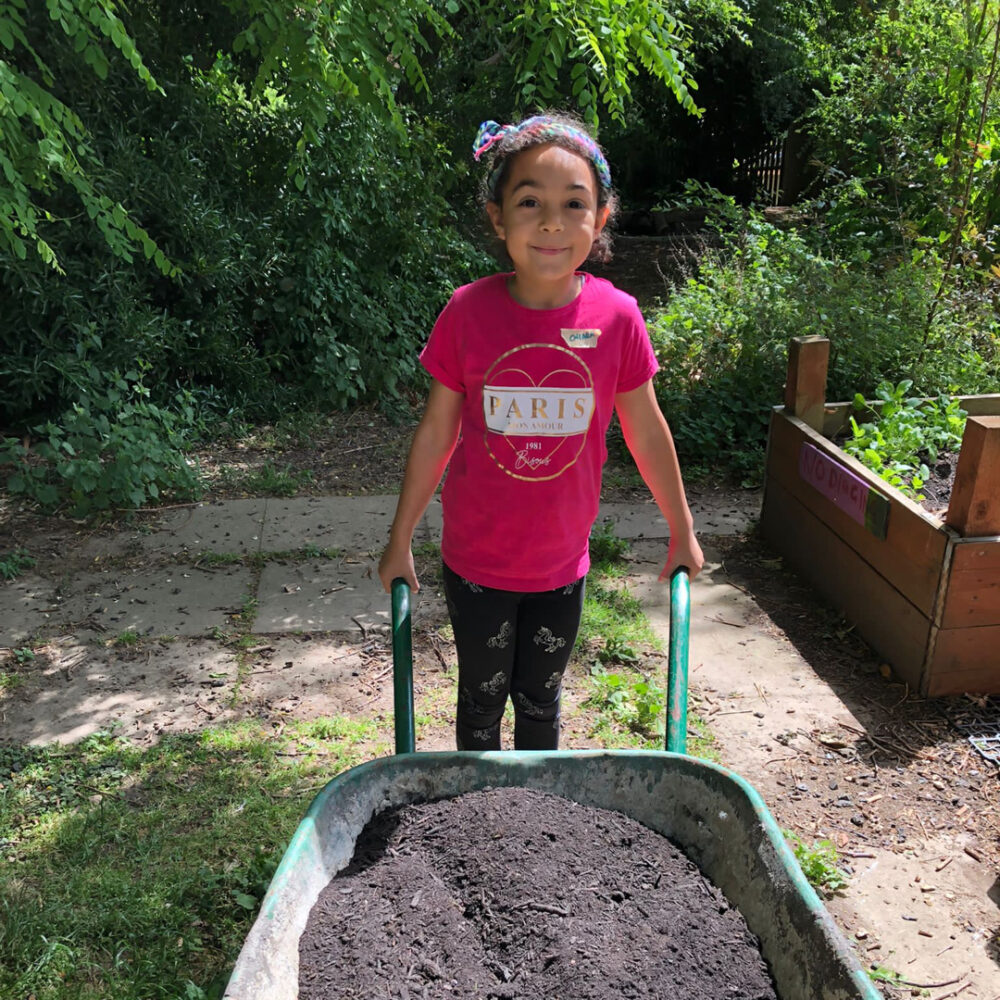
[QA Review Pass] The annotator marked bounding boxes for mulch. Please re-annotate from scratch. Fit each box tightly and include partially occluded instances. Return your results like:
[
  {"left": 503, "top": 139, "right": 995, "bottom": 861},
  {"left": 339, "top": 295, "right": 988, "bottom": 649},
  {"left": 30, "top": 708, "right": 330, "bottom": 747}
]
[{"left": 298, "top": 786, "right": 778, "bottom": 1000}]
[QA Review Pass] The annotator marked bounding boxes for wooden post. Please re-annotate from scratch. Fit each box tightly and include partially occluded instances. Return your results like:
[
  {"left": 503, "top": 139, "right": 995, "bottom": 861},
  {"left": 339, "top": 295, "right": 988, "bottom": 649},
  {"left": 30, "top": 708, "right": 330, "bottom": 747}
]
[
  {"left": 784, "top": 336, "right": 830, "bottom": 432},
  {"left": 945, "top": 416, "right": 1000, "bottom": 537}
]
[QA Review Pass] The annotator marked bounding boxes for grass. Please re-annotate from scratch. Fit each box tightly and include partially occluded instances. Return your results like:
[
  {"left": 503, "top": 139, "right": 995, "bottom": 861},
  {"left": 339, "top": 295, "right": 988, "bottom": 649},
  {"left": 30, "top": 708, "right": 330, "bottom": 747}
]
[
  {"left": 0, "top": 719, "right": 384, "bottom": 1000},
  {"left": 217, "top": 462, "right": 315, "bottom": 498}
]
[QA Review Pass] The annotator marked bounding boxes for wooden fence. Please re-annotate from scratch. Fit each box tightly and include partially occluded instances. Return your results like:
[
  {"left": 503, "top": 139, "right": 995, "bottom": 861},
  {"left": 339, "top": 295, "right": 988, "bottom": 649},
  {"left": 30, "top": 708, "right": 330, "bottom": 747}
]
[{"left": 737, "top": 134, "right": 786, "bottom": 206}]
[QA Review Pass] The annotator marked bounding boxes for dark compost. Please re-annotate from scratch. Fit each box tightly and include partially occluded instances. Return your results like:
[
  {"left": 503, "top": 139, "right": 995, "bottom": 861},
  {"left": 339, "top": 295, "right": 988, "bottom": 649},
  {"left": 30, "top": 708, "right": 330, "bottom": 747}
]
[{"left": 299, "top": 786, "right": 779, "bottom": 999}]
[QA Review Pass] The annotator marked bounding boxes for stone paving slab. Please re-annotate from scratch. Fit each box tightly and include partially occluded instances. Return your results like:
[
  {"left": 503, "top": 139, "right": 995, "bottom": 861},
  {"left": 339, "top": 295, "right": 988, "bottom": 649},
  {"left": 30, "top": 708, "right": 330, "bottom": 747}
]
[
  {"left": 257, "top": 496, "right": 441, "bottom": 553},
  {"left": 24, "top": 563, "right": 253, "bottom": 638},
  {"left": 255, "top": 557, "right": 447, "bottom": 635},
  {"left": 597, "top": 498, "right": 756, "bottom": 540},
  {"left": 78, "top": 500, "right": 267, "bottom": 561}
]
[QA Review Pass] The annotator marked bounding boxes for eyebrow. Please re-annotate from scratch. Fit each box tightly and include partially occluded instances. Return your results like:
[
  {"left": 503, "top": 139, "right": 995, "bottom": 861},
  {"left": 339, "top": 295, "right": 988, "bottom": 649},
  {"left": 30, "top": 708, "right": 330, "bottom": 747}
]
[{"left": 510, "top": 178, "right": 590, "bottom": 194}]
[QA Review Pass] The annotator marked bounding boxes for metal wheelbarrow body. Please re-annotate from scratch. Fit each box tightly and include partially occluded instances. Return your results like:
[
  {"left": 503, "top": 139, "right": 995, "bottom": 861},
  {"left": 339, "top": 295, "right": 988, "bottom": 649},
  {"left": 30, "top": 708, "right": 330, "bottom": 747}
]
[{"left": 224, "top": 573, "right": 879, "bottom": 1000}]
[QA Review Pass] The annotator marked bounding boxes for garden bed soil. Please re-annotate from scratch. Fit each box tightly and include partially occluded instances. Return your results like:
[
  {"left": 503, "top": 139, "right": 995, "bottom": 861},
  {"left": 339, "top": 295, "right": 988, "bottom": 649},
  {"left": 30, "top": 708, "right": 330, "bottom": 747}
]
[{"left": 299, "top": 786, "right": 778, "bottom": 1000}]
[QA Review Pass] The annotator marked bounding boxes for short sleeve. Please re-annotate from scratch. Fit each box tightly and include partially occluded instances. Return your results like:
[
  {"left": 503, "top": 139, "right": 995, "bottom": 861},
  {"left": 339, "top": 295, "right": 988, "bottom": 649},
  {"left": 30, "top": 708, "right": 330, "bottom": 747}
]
[
  {"left": 615, "top": 303, "right": 659, "bottom": 394},
  {"left": 419, "top": 292, "right": 465, "bottom": 393}
]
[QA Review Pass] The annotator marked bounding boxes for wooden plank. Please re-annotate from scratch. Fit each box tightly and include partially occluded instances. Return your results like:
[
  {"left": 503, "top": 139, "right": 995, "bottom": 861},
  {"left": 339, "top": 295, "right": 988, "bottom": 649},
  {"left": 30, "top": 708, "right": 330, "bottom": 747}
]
[
  {"left": 766, "top": 410, "right": 948, "bottom": 616},
  {"left": 816, "top": 393, "right": 1000, "bottom": 437},
  {"left": 926, "top": 627, "right": 1000, "bottom": 695},
  {"left": 939, "top": 540, "right": 1000, "bottom": 629},
  {"left": 761, "top": 477, "right": 931, "bottom": 692},
  {"left": 798, "top": 443, "right": 890, "bottom": 539},
  {"left": 958, "top": 394, "right": 1000, "bottom": 417},
  {"left": 945, "top": 416, "right": 1000, "bottom": 536},
  {"left": 784, "top": 337, "right": 829, "bottom": 432}
]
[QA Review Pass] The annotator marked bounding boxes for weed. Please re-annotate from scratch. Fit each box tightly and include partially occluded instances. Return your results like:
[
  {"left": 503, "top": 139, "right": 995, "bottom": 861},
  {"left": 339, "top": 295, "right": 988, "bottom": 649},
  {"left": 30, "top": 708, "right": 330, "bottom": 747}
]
[
  {"left": 111, "top": 630, "right": 141, "bottom": 647},
  {"left": 195, "top": 552, "right": 244, "bottom": 567},
  {"left": 584, "top": 664, "right": 666, "bottom": 741},
  {"left": 589, "top": 519, "right": 630, "bottom": 566},
  {"left": 0, "top": 671, "right": 23, "bottom": 693},
  {"left": 784, "top": 830, "right": 849, "bottom": 895},
  {"left": 0, "top": 548, "right": 35, "bottom": 581},
  {"left": 13, "top": 647, "right": 36, "bottom": 664},
  {"left": 220, "top": 462, "right": 314, "bottom": 498},
  {"left": 235, "top": 595, "right": 258, "bottom": 630}
]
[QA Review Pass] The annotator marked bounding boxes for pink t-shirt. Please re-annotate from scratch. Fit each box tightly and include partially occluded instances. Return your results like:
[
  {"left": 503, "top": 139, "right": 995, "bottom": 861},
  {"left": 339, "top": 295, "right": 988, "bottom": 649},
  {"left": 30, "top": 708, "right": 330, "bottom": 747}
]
[{"left": 421, "top": 272, "right": 658, "bottom": 592}]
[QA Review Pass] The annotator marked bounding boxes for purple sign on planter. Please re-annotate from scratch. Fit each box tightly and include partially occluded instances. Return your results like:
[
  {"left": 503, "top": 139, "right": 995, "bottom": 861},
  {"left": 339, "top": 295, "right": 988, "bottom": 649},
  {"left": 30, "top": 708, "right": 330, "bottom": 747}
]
[{"left": 798, "top": 443, "right": 890, "bottom": 539}]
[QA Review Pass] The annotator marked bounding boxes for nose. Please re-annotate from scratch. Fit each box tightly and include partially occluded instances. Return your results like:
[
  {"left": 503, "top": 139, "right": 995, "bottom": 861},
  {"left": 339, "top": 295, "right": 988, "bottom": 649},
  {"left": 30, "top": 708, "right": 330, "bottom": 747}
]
[{"left": 539, "top": 206, "right": 564, "bottom": 231}]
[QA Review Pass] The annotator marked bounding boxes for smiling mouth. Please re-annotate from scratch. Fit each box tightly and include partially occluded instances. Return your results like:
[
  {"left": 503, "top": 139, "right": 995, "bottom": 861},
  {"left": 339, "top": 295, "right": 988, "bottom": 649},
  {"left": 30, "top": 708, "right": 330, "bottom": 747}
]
[{"left": 532, "top": 246, "right": 567, "bottom": 255}]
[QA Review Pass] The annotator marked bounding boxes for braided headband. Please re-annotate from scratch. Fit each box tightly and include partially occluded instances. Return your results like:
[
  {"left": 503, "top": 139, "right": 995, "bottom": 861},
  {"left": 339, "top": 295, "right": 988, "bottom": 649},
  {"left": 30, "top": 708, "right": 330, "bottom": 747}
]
[{"left": 473, "top": 118, "right": 612, "bottom": 194}]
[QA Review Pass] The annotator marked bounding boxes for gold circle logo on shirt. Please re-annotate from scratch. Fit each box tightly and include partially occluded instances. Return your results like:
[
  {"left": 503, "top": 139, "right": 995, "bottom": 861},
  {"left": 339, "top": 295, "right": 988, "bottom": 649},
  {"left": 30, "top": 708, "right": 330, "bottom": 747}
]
[{"left": 481, "top": 343, "right": 595, "bottom": 482}]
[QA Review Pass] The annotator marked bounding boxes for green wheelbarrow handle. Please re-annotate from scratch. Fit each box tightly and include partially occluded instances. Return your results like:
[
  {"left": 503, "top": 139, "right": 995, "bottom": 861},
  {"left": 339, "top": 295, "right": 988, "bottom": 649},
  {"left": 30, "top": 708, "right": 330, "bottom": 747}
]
[
  {"left": 391, "top": 567, "right": 691, "bottom": 756},
  {"left": 665, "top": 566, "right": 691, "bottom": 754},
  {"left": 390, "top": 578, "right": 415, "bottom": 754}
]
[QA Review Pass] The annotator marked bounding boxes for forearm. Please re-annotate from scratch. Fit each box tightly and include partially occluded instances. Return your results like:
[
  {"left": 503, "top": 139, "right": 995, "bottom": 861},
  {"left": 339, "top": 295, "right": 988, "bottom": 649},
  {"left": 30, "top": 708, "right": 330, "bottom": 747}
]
[
  {"left": 625, "top": 417, "right": 695, "bottom": 535},
  {"left": 386, "top": 419, "right": 458, "bottom": 548}
]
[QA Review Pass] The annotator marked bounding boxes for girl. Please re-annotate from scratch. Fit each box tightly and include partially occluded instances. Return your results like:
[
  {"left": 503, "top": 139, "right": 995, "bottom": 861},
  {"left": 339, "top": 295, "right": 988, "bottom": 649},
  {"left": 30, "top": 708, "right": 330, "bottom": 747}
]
[{"left": 378, "top": 112, "right": 704, "bottom": 751}]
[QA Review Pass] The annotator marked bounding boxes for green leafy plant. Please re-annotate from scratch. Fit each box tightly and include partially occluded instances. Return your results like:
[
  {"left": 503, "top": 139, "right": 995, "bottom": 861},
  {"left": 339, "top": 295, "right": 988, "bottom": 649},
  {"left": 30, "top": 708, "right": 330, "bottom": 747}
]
[
  {"left": 841, "top": 381, "right": 967, "bottom": 500},
  {"left": 585, "top": 665, "right": 666, "bottom": 738},
  {"left": 0, "top": 547, "right": 35, "bottom": 580},
  {"left": 1, "top": 366, "right": 204, "bottom": 515},
  {"left": 589, "top": 519, "right": 630, "bottom": 565},
  {"left": 784, "top": 829, "right": 849, "bottom": 895}
]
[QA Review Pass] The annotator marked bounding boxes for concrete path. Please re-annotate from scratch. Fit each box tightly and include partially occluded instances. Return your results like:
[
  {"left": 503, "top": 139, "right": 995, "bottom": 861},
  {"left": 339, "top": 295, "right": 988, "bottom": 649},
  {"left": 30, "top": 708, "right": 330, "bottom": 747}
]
[{"left": 0, "top": 493, "right": 755, "bottom": 646}]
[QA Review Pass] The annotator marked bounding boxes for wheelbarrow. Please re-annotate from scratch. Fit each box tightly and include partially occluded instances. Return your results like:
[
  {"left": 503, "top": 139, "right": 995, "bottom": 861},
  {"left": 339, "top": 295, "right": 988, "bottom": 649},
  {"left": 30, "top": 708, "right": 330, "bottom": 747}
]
[{"left": 224, "top": 571, "right": 880, "bottom": 1000}]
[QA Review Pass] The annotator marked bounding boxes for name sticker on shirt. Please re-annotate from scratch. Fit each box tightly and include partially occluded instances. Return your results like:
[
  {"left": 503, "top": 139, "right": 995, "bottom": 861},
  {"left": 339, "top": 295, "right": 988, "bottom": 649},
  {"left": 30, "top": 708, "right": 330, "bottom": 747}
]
[{"left": 561, "top": 328, "right": 601, "bottom": 349}]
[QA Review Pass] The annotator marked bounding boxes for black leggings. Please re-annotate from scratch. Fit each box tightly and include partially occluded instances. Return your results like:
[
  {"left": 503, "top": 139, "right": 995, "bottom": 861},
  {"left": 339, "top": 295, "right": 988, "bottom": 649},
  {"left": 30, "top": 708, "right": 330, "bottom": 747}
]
[{"left": 442, "top": 562, "right": 586, "bottom": 751}]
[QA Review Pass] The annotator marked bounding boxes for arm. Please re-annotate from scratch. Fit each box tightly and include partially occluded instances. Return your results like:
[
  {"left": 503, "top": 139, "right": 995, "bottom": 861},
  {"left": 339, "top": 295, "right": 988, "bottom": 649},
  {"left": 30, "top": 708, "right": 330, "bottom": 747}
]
[
  {"left": 614, "top": 379, "right": 704, "bottom": 581},
  {"left": 378, "top": 378, "right": 464, "bottom": 593}
]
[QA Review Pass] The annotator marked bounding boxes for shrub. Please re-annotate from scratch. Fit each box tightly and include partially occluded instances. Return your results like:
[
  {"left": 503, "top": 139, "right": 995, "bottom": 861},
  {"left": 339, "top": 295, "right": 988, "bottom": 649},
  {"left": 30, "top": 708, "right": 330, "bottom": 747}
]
[
  {"left": 647, "top": 208, "right": 1000, "bottom": 481},
  {"left": 1, "top": 365, "right": 203, "bottom": 516}
]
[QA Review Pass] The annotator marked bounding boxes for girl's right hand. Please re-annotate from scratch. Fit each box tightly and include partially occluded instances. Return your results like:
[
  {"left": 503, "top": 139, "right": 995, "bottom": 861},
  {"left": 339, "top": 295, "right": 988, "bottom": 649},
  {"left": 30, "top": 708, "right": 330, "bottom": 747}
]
[{"left": 378, "top": 543, "right": 419, "bottom": 594}]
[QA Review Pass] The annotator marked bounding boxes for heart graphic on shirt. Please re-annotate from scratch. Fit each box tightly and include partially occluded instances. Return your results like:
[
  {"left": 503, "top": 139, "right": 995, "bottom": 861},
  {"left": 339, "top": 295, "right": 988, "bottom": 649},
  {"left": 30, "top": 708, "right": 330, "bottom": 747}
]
[{"left": 482, "top": 343, "right": 595, "bottom": 482}]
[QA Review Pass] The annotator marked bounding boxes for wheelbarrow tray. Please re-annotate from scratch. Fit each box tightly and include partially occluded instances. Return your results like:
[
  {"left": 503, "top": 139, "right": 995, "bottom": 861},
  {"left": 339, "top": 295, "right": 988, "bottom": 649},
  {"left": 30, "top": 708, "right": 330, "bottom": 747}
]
[{"left": 224, "top": 748, "right": 879, "bottom": 1000}]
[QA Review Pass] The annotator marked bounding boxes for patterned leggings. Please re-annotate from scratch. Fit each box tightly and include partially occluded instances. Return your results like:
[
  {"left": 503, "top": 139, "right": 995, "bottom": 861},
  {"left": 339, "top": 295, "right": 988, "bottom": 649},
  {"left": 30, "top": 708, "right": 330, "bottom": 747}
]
[{"left": 442, "top": 562, "right": 586, "bottom": 751}]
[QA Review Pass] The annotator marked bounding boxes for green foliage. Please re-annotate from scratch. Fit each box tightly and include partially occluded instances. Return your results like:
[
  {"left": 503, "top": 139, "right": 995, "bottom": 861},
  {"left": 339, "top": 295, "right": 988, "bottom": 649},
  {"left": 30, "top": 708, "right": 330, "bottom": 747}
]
[
  {"left": 842, "top": 381, "right": 967, "bottom": 500},
  {"left": 220, "top": 462, "right": 313, "bottom": 498},
  {"left": 783, "top": 829, "right": 849, "bottom": 894},
  {"left": 648, "top": 204, "right": 999, "bottom": 480},
  {"left": 588, "top": 518, "right": 631, "bottom": 565},
  {"left": 0, "top": 0, "right": 173, "bottom": 273},
  {"left": 1, "top": 366, "right": 204, "bottom": 515},
  {"left": 0, "top": 546, "right": 34, "bottom": 580},
  {"left": 804, "top": 0, "right": 1000, "bottom": 278},
  {"left": 585, "top": 664, "right": 666, "bottom": 737}
]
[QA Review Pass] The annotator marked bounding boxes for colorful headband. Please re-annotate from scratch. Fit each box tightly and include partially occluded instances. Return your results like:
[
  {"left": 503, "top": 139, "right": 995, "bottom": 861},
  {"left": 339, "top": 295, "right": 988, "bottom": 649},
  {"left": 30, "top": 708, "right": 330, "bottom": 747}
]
[{"left": 473, "top": 117, "right": 612, "bottom": 193}]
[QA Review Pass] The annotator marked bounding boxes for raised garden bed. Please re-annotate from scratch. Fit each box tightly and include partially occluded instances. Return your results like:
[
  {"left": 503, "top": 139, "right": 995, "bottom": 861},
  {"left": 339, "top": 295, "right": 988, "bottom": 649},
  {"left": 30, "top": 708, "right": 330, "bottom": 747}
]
[{"left": 761, "top": 336, "right": 1000, "bottom": 696}]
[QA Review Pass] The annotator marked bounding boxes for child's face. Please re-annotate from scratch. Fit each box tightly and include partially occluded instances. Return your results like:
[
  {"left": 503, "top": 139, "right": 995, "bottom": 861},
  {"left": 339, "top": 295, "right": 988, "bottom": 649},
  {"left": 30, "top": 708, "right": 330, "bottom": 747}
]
[{"left": 486, "top": 143, "right": 610, "bottom": 308}]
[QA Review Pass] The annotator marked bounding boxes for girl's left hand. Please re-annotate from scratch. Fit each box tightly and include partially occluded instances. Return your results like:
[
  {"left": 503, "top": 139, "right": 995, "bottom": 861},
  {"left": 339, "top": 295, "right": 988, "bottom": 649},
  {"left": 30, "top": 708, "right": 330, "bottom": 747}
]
[{"left": 658, "top": 530, "right": 704, "bottom": 582}]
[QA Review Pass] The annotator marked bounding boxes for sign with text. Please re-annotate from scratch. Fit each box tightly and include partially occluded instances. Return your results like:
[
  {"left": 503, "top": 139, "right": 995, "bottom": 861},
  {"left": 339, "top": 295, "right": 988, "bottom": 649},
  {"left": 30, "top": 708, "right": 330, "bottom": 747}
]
[{"left": 798, "top": 443, "right": 890, "bottom": 539}]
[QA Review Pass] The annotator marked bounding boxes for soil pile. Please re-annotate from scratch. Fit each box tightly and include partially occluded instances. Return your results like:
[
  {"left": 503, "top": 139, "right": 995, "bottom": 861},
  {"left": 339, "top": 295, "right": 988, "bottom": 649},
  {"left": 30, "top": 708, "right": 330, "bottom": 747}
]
[{"left": 299, "top": 786, "right": 778, "bottom": 1000}]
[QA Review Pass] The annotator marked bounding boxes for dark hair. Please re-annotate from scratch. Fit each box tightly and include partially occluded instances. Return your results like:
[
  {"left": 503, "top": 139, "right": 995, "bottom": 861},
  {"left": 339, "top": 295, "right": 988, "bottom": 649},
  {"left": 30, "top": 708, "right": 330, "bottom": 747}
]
[{"left": 478, "top": 111, "right": 618, "bottom": 263}]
